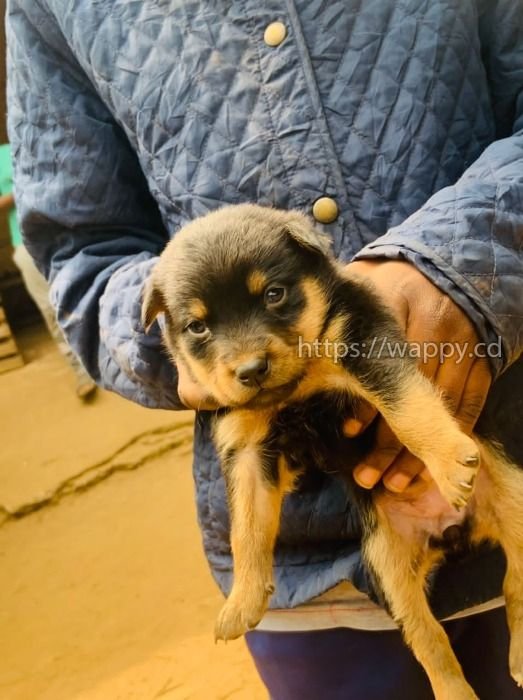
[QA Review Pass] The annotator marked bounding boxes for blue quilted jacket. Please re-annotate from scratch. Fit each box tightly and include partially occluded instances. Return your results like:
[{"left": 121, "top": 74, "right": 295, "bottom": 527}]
[{"left": 7, "top": 0, "right": 523, "bottom": 612}]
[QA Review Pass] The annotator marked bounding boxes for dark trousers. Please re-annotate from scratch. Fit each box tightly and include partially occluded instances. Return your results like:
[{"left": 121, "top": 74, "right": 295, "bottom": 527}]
[{"left": 246, "top": 607, "right": 523, "bottom": 699}]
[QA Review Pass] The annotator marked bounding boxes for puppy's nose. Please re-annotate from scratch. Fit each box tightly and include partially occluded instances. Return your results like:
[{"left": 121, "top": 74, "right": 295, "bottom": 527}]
[{"left": 235, "top": 356, "right": 269, "bottom": 386}]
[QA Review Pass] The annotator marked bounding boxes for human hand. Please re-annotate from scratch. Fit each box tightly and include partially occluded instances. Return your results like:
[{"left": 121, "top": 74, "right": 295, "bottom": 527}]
[
  {"left": 177, "top": 358, "right": 221, "bottom": 411},
  {"left": 345, "top": 259, "right": 492, "bottom": 493}
]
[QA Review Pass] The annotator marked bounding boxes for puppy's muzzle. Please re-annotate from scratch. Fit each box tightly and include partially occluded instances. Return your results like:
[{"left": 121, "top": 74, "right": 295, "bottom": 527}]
[{"left": 235, "top": 355, "right": 269, "bottom": 387}]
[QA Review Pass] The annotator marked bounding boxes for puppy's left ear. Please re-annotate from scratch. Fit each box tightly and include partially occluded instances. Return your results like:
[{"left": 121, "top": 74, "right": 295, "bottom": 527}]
[
  {"left": 141, "top": 278, "right": 165, "bottom": 333},
  {"left": 283, "top": 215, "right": 332, "bottom": 257}
]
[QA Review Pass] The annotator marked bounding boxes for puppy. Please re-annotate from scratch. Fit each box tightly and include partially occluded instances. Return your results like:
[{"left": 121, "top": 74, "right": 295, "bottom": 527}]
[{"left": 143, "top": 204, "right": 523, "bottom": 700}]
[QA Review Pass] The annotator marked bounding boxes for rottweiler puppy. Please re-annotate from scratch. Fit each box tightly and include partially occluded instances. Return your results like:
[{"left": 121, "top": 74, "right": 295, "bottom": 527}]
[{"left": 142, "top": 204, "right": 523, "bottom": 700}]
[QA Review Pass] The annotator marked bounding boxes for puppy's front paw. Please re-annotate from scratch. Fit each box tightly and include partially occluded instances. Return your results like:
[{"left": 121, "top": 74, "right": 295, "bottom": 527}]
[
  {"left": 214, "top": 583, "right": 274, "bottom": 642},
  {"left": 510, "top": 641, "right": 523, "bottom": 688},
  {"left": 433, "top": 684, "right": 478, "bottom": 700},
  {"left": 425, "top": 435, "right": 480, "bottom": 511},
  {"left": 510, "top": 667, "right": 523, "bottom": 689}
]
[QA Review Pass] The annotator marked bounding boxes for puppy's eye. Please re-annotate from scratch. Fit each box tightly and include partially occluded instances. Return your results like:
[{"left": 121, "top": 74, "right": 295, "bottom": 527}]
[
  {"left": 264, "top": 286, "right": 287, "bottom": 306},
  {"left": 186, "top": 320, "right": 209, "bottom": 336}
]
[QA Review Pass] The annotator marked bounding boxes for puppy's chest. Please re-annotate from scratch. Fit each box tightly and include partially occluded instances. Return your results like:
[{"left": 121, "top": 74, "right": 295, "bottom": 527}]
[
  {"left": 258, "top": 395, "right": 474, "bottom": 545},
  {"left": 266, "top": 392, "right": 373, "bottom": 477}
]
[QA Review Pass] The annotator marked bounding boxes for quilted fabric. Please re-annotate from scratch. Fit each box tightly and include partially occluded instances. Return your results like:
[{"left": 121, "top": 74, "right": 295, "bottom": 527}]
[{"left": 6, "top": 0, "right": 523, "bottom": 610}]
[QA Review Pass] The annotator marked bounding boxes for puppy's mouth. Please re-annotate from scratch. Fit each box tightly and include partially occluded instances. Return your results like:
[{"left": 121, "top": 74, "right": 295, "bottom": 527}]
[{"left": 232, "top": 374, "right": 304, "bottom": 409}]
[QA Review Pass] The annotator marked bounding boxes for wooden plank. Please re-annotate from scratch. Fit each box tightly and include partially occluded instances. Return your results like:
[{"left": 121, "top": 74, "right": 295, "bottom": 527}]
[
  {"left": 0, "top": 320, "right": 11, "bottom": 340},
  {"left": 0, "top": 353, "right": 24, "bottom": 374},
  {"left": 0, "top": 337, "right": 18, "bottom": 358},
  {"left": 0, "top": 295, "right": 23, "bottom": 372}
]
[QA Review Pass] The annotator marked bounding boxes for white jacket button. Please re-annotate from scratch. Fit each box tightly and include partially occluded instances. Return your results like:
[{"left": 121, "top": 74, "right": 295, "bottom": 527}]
[
  {"left": 312, "top": 197, "right": 339, "bottom": 224},
  {"left": 264, "top": 22, "right": 287, "bottom": 47}
]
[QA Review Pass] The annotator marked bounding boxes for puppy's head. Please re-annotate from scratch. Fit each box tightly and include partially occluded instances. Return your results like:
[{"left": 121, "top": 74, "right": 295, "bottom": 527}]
[{"left": 142, "top": 204, "right": 333, "bottom": 408}]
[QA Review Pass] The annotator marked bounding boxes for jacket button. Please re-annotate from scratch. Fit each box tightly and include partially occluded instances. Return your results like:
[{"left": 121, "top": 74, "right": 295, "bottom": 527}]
[
  {"left": 264, "top": 22, "right": 287, "bottom": 47},
  {"left": 312, "top": 197, "right": 339, "bottom": 224}
]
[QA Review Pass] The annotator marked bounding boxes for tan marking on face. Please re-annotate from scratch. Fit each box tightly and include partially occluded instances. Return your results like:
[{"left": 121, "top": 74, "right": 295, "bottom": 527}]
[
  {"left": 178, "top": 338, "right": 256, "bottom": 406},
  {"left": 188, "top": 299, "right": 208, "bottom": 320},
  {"left": 322, "top": 313, "right": 349, "bottom": 345},
  {"left": 176, "top": 278, "right": 347, "bottom": 407},
  {"left": 176, "top": 344, "right": 224, "bottom": 400},
  {"left": 292, "top": 277, "right": 328, "bottom": 343},
  {"left": 289, "top": 312, "right": 358, "bottom": 400},
  {"left": 228, "top": 351, "right": 268, "bottom": 373},
  {"left": 247, "top": 269, "right": 268, "bottom": 295},
  {"left": 192, "top": 334, "right": 307, "bottom": 406},
  {"left": 179, "top": 337, "right": 280, "bottom": 406}
]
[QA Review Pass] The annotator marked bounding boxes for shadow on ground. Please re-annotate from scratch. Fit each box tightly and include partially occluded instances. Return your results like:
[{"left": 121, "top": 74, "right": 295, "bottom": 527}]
[{"left": 0, "top": 324, "right": 264, "bottom": 700}]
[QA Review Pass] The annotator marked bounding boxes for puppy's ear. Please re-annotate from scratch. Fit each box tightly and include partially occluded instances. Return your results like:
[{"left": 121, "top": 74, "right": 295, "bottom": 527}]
[
  {"left": 283, "top": 217, "right": 332, "bottom": 257},
  {"left": 141, "top": 278, "right": 165, "bottom": 333}
]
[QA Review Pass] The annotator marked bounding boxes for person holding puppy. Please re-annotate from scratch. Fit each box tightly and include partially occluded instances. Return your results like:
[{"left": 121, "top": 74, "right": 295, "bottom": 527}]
[
  {"left": 7, "top": 1, "right": 523, "bottom": 698},
  {"left": 0, "top": 143, "right": 97, "bottom": 399}
]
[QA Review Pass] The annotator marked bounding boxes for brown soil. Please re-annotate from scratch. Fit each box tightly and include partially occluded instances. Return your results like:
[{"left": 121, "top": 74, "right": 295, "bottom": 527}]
[{"left": 0, "top": 324, "right": 265, "bottom": 700}]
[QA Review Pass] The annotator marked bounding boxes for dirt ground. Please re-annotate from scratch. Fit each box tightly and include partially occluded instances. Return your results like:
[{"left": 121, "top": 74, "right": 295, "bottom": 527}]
[{"left": 0, "top": 324, "right": 266, "bottom": 700}]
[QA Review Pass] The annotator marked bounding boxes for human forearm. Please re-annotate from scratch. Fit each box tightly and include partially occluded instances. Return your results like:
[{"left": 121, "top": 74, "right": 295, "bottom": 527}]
[{"left": 7, "top": 0, "right": 182, "bottom": 408}]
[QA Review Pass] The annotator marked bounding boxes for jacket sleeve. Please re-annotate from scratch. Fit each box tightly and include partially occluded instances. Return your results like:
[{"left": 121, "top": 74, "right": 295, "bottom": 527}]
[
  {"left": 354, "top": 0, "right": 523, "bottom": 378},
  {"left": 6, "top": 0, "right": 183, "bottom": 409}
]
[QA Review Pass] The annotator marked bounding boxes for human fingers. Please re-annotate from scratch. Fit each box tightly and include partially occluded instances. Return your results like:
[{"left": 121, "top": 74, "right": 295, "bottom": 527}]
[{"left": 353, "top": 418, "right": 403, "bottom": 488}]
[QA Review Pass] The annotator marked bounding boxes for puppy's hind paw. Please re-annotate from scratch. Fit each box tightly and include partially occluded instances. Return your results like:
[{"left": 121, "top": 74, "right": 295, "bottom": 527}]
[
  {"left": 214, "top": 588, "right": 271, "bottom": 642},
  {"left": 511, "top": 670, "right": 523, "bottom": 689},
  {"left": 510, "top": 646, "right": 523, "bottom": 688},
  {"left": 214, "top": 602, "right": 262, "bottom": 643}
]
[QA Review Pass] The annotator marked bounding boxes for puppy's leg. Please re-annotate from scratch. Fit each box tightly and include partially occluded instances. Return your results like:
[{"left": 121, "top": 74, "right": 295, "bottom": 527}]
[
  {"left": 214, "top": 444, "right": 293, "bottom": 641},
  {"left": 472, "top": 443, "right": 523, "bottom": 687},
  {"left": 505, "top": 544, "right": 523, "bottom": 688},
  {"left": 359, "top": 369, "right": 479, "bottom": 510},
  {"left": 365, "top": 511, "right": 478, "bottom": 700}
]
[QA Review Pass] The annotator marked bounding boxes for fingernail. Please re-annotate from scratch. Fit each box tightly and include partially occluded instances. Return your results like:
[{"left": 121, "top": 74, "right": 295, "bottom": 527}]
[
  {"left": 385, "top": 472, "right": 412, "bottom": 493},
  {"left": 354, "top": 466, "right": 382, "bottom": 488},
  {"left": 344, "top": 418, "right": 363, "bottom": 437}
]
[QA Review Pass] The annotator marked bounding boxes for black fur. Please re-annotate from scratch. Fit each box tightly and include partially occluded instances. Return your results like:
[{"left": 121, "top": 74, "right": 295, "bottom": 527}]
[{"left": 150, "top": 206, "right": 522, "bottom": 690}]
